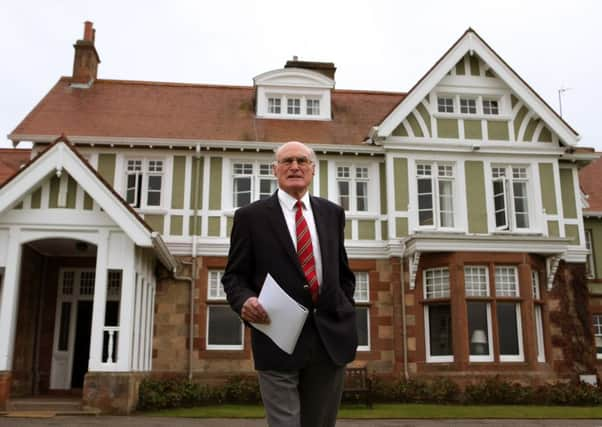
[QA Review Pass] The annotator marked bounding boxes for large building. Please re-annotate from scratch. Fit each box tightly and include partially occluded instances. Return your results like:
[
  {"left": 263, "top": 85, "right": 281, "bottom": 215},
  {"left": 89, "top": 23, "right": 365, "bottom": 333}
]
[{"left": 0, "top": 22, "right": 599, "bottom": 413}]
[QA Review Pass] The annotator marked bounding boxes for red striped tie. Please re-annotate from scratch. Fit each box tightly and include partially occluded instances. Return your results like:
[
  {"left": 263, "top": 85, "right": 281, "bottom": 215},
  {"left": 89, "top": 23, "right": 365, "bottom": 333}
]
[{"left": 295, "top": 201, "right": 319, "bottom": 303}]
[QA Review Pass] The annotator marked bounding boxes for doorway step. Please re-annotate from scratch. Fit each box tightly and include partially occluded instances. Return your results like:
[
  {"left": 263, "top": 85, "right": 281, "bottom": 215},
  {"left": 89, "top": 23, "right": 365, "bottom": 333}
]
[{"left": 1, "top": 396, "right": 100, "bottom": 417}]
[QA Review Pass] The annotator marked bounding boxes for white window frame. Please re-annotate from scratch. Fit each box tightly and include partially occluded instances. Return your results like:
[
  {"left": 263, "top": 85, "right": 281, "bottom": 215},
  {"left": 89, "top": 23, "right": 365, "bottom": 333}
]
[
  {"left": 423, "top": 267, "right": 453, "bottom": 363},
  {"left": 437, "top": 96, "right": 454, "bottom": 113},
  {"left": 231, "top": 160, "right": 278, "bottom": 209},
  {"left": 467, "top": 301, "right": 494, "bottom": 363},
  {"left": 593, "top": 314, "right": 602, "bottom": 360},
  {"left": 306, "top": 98, "right": 320, "bottom": 116},
  {"left": 495, "top": 266, "right": 524, "bottom": 362},
  {"left": 491, "top": 165, "right": 531, "bottom": 232},
  {"left": 483, "top": 98, "right": 500, "bottom": 115},
  {"left": 586, "top": 230, "right": 596, "bottom": 279},
  {"left": 464, "top": 266, "right": 494, "bottom": 362},
  {"left": 354, "top": 272, "right": 370, "bottom": 351},
  {"left": 334, "top": 163, "right": 373, "bottom": 213},
  {"left": 460, "top": 97, "right": 477, "bottom": 114},
  {"left": 531, "top": 271, "right": 545, "bottom": 362},
  {"left": 123, "top": 157, "right": 165, "bottom": 210},
  {"left": 415, "top": 162, "right": 456, "bottom": 230},
  {"left": 206, "top": 270, "right": 244, "bottom": 350}
]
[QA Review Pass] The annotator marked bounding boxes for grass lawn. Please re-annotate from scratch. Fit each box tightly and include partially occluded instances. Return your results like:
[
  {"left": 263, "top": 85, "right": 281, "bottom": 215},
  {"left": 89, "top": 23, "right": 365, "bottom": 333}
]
[{"left": 143, "top": 403, "right": 602, "bottom": 419}]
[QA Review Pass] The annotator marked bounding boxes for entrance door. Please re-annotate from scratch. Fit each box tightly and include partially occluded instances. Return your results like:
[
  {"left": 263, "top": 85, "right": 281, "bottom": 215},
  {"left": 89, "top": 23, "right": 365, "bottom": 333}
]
[
  {"left": 71, "top": 301, "right": 93, "bottom": 388},
  {"left": 50, "top": 269, "right": 95, "bottom": 390}
]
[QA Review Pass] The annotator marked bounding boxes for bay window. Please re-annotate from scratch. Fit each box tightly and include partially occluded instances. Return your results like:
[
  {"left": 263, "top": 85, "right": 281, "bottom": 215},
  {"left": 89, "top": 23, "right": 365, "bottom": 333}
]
[
  {"left": 424, "top": 267, "right": 453, "bottom": 362},
  {"left": 492, "top": 166, "right": 530, "bottom": 231},
  {"left": 416, "top": 163, "right": 455, "bottom": 228},
  {"left": 207, "top": 271, "right": 244, "bottom": 350}
]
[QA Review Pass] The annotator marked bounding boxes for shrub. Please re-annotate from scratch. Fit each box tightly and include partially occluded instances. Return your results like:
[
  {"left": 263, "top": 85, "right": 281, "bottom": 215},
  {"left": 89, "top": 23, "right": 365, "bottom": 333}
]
[
  {"left": 464, "top": 376, "right": 534, "bottom": 405},
  {"left": 536, "top": 382, "right": 602, "bottom": 406}
]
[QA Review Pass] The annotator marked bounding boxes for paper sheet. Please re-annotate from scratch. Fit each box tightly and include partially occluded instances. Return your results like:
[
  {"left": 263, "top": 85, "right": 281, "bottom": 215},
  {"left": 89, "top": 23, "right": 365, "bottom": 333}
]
[{"left": 251, "top": 273, "right": 309, "bottom": 354}]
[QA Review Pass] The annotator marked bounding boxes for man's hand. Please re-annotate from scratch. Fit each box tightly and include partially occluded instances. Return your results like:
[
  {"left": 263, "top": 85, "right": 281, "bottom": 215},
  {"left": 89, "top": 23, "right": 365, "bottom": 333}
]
[{"left": 241, "top": 297, "right": 270, "bottom": 324}]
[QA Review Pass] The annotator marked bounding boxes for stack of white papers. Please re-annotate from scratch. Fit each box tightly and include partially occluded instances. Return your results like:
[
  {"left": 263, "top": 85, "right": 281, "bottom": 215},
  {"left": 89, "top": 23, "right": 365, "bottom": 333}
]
[{"left": 251, "top": 273, "right": 309, "bottom": 354}]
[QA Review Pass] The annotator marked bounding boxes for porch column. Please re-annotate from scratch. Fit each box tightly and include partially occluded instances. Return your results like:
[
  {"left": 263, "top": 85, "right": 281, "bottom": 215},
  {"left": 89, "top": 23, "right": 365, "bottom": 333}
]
[
  {"left": 115, "top": 240, "right": 136, "bottom": 371},
  {"left": 89, "top": 229, "right": 108, "bottom": 370},
  {"left": 0, "top": 228, "right": 22, "bottom": 371}
]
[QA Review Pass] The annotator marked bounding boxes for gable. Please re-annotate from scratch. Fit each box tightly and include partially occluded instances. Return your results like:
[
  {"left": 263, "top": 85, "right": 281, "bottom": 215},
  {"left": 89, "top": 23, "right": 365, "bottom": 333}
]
[
  {"left": 378, "top": 29, "right": 579, "bottom": 147},
  {"left": 390, "top": 53, "right": 559, "bottom": 145},
  {"left": 0, "top": 140, "right": 152, "bottom": 246}
]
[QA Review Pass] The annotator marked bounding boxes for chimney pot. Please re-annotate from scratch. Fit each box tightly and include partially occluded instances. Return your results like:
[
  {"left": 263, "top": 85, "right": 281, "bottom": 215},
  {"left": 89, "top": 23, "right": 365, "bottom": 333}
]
[{"left": 83, "top": 21, "right": 94, "bottom": 42}]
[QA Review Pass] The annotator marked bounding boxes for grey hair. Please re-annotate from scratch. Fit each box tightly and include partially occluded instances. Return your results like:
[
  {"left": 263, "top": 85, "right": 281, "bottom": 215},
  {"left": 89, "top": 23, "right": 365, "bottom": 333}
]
[{"left": 273, "top": 141, "right": 317, "bottom": 164}]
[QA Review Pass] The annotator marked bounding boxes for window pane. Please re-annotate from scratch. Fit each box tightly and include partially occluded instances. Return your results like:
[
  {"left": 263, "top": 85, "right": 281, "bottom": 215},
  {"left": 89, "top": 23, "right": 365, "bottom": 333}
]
[
  {"left": 418, "top": 178, "right": 433, "bottom": 226},
  {"left": 356, "top": 307, "right": 369, "bottom": 347},
  {"left": 207, "top": 306, "right": 243, "bottom": 346},
  {"left": 468, "top": 301, "right": 490, "bottom": 356},
  {"left": 513, "top": 182, "right": 529, "bottom": 228},
  {"left": 428, "top": 304, "right": 452, "bottom": 356},
  {"left": 586, "top": 230, "right": 596, "bottom": 278},
  {"left": 287, "top": 98, "right": 301, "bottom": 114},
  {"left": 259, "top": 178, "right": 277, "bottom": 200},
  {"left": 493, "top": 179, "right": 507, "bottom": 228},
  {"left": 147, "top": 175, "right": 162, "bottom": 206},
  {"left": 424, "top": 268, "right": 450, "bottom": 299},
  {"left": 353, "top": 272, "right": 369, "bottom": 302},
  {"left": 338, "top": 181, "right": 349, "bottom": 210},
  {"left": 356, "top": 182, "right": 368, "bottom": 211},
  {"left": 464, "top": 266, "right": 489, "bottom": 297},
  {"left": 534, "top": 305, "right": 545, "bottom": 362},
  {"left": 495, "top": 266, "right": 519, "bottom": 297},
  {"left": 234, "top": 177, "right": 252, "bottom": 207},
  {"left": 58, "top": 302, "right": 71, "bottom": 351},
  {"left": 438, "top": 180, "right": 454, "bottom": 227},
  {"left": 437, "top": 97, "right": 454, "bottom": 113},
  {"left": 593, "top": 314, "right": 602, "bottom": 356},
  {"left": 208, "top": 271, "right": 225, "bottom": 299},
  {"left": 531, "top": 271, "right": 541, "bottom": 299},
  {"left": 497, "top": 302, "right": 520, "bottom": 356}
]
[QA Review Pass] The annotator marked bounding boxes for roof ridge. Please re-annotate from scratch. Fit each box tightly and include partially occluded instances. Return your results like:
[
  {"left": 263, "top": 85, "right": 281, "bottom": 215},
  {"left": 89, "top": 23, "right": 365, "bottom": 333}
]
[{"left": 59, "top": 76, "right": 254, "bottom": 90}]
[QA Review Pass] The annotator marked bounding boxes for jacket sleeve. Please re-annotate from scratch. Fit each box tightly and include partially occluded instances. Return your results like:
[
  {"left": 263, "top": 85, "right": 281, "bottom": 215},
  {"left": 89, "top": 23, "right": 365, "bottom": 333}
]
[
  {"left": 337, "top": 206, "right": 356, "bottom": 304},
  {"left": 221, "top": 207, "right": 257, "bottom": 315}
]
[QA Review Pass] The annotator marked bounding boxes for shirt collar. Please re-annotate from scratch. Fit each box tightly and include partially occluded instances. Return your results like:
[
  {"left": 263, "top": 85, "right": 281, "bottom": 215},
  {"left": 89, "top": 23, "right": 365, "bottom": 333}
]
[{"left": 277, "top": 188, "right": 311, "bottom": 212}]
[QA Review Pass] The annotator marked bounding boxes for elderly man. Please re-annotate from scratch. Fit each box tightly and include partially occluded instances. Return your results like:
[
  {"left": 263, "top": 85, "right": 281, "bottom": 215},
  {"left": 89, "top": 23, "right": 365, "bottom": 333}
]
[{"left": 222, "top": 141, "right": 357, "bottom": 427}]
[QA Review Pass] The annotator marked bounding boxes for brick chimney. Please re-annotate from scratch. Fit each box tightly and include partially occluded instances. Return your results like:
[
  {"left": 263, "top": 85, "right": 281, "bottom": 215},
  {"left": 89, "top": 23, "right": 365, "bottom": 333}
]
[
  {"left": 284, "top": 57, "right": 336, "bottom": 79},
  {"left": 71, "top": 21, "right": 101, "bottom": 87}
]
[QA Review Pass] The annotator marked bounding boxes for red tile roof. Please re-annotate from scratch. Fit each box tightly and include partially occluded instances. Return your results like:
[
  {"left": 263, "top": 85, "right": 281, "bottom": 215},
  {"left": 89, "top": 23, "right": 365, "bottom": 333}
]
[
  {"left": 0, "top": 149, "right": 31, "bottom": 184},
  {"left": 580, "top": 153, "right": 602, "bottom": 212},
  {"left": 10, "top": 78, "right": 406, "bottom": 145}
]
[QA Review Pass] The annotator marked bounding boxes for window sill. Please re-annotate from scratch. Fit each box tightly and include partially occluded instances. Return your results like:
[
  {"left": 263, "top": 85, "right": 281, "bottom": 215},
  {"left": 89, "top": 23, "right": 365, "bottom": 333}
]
[
  {"left": 426, "top": 356, "right": 454, "bottom": 363},
  {"left": 136, "top": 208, "right": 168, "bottom": 215},
  {"left": 433, "top": 112, "right": 511, "bottom": 121}
]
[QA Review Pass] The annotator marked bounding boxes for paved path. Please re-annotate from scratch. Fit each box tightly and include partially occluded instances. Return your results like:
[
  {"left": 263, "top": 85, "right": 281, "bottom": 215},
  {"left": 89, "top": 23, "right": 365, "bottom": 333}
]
[{"left": 1, "top": 417, "right": 602, "bottom": 427}]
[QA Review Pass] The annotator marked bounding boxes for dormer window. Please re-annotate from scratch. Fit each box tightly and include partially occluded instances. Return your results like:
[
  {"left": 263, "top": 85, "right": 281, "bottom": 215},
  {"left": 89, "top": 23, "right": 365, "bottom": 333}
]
[{"left": 254, "top": 66, "right": 334, "bottom": 121}]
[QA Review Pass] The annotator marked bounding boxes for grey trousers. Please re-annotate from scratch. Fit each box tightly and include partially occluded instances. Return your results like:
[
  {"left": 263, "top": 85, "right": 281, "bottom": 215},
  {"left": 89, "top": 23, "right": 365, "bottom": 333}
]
[{"left": 257, "top": 335, "right": 345, "bottom": 427}]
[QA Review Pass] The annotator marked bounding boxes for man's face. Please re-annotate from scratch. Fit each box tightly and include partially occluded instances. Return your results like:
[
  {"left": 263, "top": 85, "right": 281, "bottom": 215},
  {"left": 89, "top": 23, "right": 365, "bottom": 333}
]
[{"left": 273, "top": 141, "right": 315, "bottom": 199}]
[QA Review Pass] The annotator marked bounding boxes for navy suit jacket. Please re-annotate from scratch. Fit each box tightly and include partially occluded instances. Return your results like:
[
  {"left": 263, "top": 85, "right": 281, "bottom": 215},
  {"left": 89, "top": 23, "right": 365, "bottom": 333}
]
[{"left": 222, "top": 192, "right": 357, "bottom": 370}]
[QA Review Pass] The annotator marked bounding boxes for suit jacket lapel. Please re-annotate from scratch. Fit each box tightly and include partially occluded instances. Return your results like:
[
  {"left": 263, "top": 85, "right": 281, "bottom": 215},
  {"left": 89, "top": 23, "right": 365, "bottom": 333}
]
[{"left": 265, "top": 193, "right": 306, "bottom": 279}]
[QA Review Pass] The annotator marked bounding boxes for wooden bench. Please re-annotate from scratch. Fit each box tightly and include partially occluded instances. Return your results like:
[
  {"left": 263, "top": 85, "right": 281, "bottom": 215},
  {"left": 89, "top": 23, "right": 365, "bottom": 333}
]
[{"left": 343, "top": 367, "right": 372, "bottom": 408}]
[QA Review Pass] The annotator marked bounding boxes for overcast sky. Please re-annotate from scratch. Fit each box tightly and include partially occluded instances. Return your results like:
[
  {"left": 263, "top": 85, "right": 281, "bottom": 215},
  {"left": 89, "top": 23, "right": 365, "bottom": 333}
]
[{"left": 1, "top": 0, "right": 600, "bottom": 150}]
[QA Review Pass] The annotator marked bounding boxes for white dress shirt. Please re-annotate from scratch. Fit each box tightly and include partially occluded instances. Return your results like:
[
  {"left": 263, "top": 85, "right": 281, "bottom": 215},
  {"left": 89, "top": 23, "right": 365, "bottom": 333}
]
[{"left": 276, "top": 189, "right": 324, "bottom": 289}]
